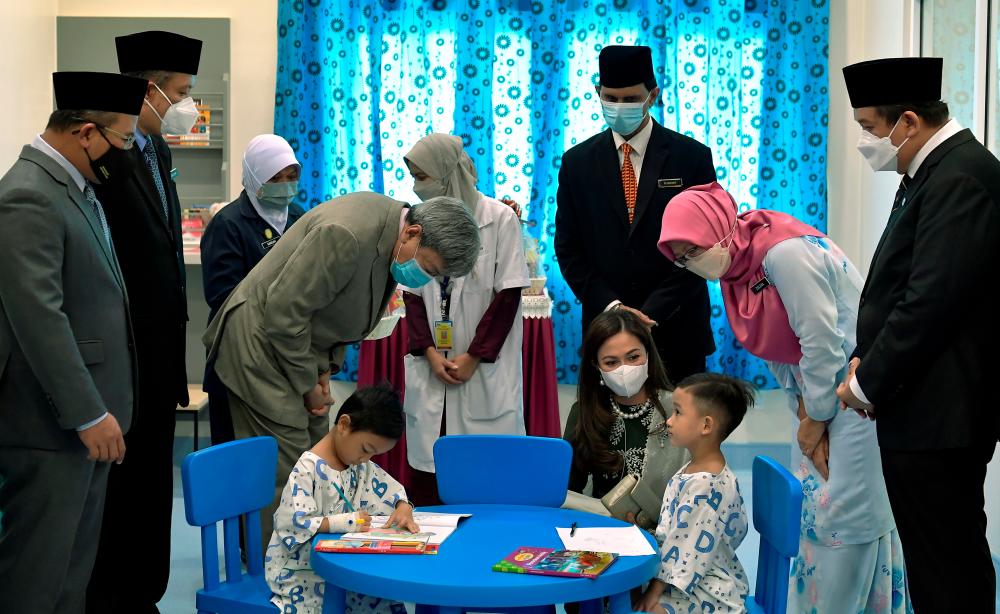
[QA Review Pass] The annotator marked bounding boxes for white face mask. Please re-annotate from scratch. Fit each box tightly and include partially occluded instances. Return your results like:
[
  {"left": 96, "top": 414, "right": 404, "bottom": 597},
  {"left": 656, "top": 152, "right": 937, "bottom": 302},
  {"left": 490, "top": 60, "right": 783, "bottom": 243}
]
[
  {"left": 413, "top": 178, "right": 448, "bottom": 201},
  {"left": 146, "top": 83, "right": 200, "bottom": 135},
  {"left": 856, "top": 115, "right": 909, "bottom": 172},
  {"left": 675, "top": 217, "right": 738, "bottom": 281},
  {"left": 600, "top": 361, "right": 649, "bottom": 398}
]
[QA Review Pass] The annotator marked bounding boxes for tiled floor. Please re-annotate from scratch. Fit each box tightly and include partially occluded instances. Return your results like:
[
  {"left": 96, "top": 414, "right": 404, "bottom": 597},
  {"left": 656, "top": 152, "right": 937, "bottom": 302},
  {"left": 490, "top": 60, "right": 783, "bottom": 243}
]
[{"left": 160, "top": 385, "right": 999, "bottom": 613}]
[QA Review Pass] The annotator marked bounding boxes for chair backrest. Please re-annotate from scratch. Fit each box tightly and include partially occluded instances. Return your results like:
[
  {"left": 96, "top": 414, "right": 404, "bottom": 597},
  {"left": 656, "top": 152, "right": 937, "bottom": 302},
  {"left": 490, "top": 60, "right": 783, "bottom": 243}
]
[
  {"left": 434, "top": 435, "right": 572, "bottom": 506},
  {"left": 749, "top": 455, "right": 803, "bottom": 614},
  {"left": 181, "top": 436, "right": 278, "bottom": 591}
]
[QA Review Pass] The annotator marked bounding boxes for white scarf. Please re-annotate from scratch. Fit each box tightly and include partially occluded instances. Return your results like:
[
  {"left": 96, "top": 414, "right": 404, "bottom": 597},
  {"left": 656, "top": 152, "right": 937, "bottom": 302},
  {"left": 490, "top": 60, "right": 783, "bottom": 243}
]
[{"left": 242, "top": 134, "right": 300, "bottom": 234}]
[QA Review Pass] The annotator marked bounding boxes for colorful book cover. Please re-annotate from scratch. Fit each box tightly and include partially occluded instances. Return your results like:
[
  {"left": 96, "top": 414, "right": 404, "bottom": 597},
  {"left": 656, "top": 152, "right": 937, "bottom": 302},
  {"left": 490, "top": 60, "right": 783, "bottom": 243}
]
[
  {"left": 492, "top": 547, "right": 618, "bottom": 579},
  {"left": 314, "top": 538, "right": 433, "bottom": 555}
]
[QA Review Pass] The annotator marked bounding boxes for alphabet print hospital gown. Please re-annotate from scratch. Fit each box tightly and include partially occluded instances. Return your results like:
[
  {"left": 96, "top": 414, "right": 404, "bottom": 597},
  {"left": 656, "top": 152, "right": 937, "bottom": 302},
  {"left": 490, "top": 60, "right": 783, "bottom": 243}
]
[
  {"left": 654, "top": 463, "right": 749, "bottom": 612},
  {"left": 265, "top": 451, "right": 409, "bottom": 614}
]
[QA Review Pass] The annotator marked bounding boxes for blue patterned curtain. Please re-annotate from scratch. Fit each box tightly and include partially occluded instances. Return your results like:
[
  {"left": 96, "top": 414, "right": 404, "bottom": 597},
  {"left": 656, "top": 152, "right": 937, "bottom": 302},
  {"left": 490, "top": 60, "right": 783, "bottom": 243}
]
[{"left": 274, "top": 0, "right": 829, "bottom": 388}]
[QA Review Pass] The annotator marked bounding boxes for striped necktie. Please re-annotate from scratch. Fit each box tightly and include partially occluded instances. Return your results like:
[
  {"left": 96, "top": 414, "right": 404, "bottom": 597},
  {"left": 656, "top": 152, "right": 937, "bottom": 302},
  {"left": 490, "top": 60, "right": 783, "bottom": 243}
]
[{"left": 83, "top": 183, "right": 111, "bottom": 247}]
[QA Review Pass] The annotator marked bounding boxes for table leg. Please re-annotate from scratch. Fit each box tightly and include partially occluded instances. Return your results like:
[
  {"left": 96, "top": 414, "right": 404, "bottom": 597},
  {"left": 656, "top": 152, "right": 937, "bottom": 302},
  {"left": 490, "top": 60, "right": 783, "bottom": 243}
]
[
  {"left": 193, "top": 413, "right": 199, "bottom": 451},
  {"left": 322, "top": 581, "right": 346, "bottom": 614},
  {"left": 607, "top": 590, "right": 632, "bottom": 614},
  {"left": 579, "top": 598, "right": 603, "bottom": 614}
]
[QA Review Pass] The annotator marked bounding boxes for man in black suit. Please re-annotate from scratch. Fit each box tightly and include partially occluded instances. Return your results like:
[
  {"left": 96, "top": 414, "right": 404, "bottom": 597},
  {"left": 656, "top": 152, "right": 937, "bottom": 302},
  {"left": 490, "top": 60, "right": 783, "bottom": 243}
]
[
  {"left": 555, "top": 45, "right": 716, "bottom": 382},
  {"left": 86, "top": 31, "right": 202, "bottom": 614},
  {"left": 839, "top": 57, "right": 999, "bottom": 613}
]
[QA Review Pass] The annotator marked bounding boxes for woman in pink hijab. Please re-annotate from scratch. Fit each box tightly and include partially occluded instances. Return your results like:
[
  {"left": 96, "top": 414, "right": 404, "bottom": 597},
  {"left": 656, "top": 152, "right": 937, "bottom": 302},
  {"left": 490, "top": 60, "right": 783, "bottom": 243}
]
[{"left": 658, "top": 182, "right": 910, "bottom": 614}]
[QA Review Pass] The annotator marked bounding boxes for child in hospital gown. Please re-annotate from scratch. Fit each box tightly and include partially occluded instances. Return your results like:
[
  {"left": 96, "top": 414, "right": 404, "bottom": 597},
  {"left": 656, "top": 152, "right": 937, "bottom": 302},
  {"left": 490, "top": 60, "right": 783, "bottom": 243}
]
[
  {"left": 265, "top": 384, "right": 417, "bottom": 614},
  {"left": 634, "top": 374, "right": 751, "bottom": 614}
]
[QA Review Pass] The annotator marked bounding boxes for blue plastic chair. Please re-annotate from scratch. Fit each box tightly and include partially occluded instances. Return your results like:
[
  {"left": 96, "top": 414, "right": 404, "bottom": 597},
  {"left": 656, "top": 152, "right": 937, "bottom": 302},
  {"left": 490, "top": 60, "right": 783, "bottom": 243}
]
[
  {"left": 745, "top": 455, "right": 804, "bottom": 614},
  {"left": 181, "top": 436, "right": 278, "bottom": 614},
  {"left": 433, "top": 435, "right": 572, "bottom": 507}
]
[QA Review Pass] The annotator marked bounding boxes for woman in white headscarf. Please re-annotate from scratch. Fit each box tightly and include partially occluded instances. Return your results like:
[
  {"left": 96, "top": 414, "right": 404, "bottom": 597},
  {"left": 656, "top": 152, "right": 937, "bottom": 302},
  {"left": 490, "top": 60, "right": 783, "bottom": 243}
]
[
  {"left": 200, "top": 134, "right": 305, "bottom": 445},
  {"left": 401, "top": 133, "right": 530, "bottom": 505}
]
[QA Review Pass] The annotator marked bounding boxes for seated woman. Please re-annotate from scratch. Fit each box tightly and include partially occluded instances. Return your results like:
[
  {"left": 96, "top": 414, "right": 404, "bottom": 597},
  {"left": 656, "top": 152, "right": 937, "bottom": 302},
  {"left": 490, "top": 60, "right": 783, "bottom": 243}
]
[
  {"left": 564, "top": 310, "right": 689, "bottom": 529},
  {"left": 658, "top": 181, "right": 910, "bottom": 613},
  {"left": 200, "top": 134, "right": 305, "bottom": 445},
  {"left": 400, "top": 133, "right": 530, "bottom": 506}
]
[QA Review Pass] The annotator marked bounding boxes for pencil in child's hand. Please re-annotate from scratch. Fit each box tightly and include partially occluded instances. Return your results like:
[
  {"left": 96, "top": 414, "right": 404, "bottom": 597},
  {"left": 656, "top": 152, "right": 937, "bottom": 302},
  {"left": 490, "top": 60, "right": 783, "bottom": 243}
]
[{"left": 355, "top": 517, "right": 366, "bottom": 525}]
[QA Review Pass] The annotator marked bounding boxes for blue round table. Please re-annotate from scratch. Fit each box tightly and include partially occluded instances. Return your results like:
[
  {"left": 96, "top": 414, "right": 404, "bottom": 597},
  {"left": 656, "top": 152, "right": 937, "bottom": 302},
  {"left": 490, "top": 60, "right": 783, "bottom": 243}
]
[{"left": 312, "top": 504, "right": 659, "bottom": 614}]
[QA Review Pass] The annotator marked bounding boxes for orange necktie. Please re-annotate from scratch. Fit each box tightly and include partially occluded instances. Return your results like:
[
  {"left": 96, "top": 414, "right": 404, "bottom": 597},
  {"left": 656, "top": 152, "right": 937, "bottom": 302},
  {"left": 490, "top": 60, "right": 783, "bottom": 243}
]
[{"left": 620, "top": 142, "right": 637, "bottom": 223}]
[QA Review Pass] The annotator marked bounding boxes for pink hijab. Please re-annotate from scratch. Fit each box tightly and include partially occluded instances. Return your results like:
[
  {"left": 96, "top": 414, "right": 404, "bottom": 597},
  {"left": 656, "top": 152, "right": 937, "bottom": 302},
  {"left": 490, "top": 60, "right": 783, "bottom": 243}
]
[{"left": 657, "top": 182, "right": 824, "bottom": 364}]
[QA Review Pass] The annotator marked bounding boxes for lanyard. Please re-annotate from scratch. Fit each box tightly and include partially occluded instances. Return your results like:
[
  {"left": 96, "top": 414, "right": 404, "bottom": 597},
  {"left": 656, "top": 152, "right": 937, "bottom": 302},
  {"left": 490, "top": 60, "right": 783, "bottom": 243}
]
[{"left": 439, "top": 276, "right": 452, "bottom": 321}]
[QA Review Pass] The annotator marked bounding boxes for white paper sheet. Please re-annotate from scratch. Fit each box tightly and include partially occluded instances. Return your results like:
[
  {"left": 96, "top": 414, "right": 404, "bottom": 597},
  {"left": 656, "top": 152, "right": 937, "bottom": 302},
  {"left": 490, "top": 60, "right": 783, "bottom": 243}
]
[
  {"left": 556, "top": 526, "right": 656, "bottom": 557},
  {"left": 369, "top": 511, "right": 470, "bottom": 528}
]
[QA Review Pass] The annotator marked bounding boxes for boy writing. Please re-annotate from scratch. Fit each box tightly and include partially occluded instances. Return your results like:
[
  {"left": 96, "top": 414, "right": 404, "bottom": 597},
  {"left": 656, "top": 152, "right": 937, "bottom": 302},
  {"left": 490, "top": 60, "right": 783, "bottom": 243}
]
[{"left": 266, "top": 384, "right": 418, "bottom": 614}]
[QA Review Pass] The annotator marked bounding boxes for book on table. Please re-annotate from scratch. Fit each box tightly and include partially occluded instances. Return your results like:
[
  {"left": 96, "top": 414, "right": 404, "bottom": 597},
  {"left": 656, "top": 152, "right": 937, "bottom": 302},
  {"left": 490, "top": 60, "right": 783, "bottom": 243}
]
[
  {"left": 340, "top": 511, "right": 470, "bottom": 547},
  {"left": 315, "top": 536, "right": 438, "bottom": 555},
  {"left": 492, "top": 547, "right": 618, "bottom": 579}
]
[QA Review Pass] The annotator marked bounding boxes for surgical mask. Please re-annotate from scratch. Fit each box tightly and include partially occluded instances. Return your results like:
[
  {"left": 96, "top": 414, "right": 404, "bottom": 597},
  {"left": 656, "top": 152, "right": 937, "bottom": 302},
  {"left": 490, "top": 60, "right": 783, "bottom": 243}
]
[
  {"left": 601, "top": 94, "right": 650, "bottom": 136},
  {"left": 257, "top": 181, "right": 298, "bottom": 210},
  {"left": 413, "top": 178, "right": 448, "bottom": 201},
  {"left": 146, "top": 83, "right": 200, "bottom": 135},
  {"left": 86, "top": 130, "right": 134, "bottom": 185},
  {"left": 675, "top": 217, "right": 738, "bottom": 281},
  {"left": 601, "top": 361, "right": 649, "bottom": 398},
  {"left": 856, "top": 115, "right": 909, "bottom": 172},
  {"left": 390, "top": 241, "right": 433, "bottom": 288}
]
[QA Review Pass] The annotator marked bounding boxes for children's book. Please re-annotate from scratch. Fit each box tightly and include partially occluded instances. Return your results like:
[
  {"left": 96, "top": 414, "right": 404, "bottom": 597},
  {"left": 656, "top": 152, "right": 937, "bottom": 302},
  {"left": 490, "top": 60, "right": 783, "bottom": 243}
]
[
  {"left": 341, "top": 512, "right": 470, "bottom": 546},
  {"left": 492, "top": 547, "right": 618, "bottom": 579},
  {"left": 315, "top": 537, "right": 437, "bottom": 555}
]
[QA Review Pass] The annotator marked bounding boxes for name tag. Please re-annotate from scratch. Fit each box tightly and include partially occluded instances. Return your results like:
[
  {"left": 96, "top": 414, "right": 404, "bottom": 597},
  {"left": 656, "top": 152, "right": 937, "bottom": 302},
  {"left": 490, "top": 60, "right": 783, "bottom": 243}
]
[
  {"left": 751, "top": 277, "right": 772, "bottom": 294},
  {"left": 434, "top": 320, "right": 454, "bottom": 351},
  {"left": 658, "top": 178, "right": 683, "bottom": 189},
  {"left": 260, "top": 237, "right": 278, "bottom": 251},
  {"left": 169, "top": 168, "right": 179, "bottom": 180}
]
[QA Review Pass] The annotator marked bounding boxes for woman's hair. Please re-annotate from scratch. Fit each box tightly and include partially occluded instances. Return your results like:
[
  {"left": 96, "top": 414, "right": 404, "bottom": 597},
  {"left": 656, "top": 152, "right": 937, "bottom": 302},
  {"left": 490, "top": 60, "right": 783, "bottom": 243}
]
[
  {"left": 675, "top": 373, "right": 755, "bottom": 440},
  {"left": 405, "top": 196, "right": 480, "bottom": 277},
  {"left": 335, "top": 383, "right": 404, "bottom": 440},
  {"left": 569, "top": 310, "right": 673, "bottom": 476}
]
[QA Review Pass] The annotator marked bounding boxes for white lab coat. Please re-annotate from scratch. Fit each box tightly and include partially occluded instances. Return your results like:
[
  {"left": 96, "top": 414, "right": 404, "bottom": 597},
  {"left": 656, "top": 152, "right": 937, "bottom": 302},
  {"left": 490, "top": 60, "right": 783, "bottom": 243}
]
[{"left": 402, "top": 196, "right": 530, "bottom": 472}]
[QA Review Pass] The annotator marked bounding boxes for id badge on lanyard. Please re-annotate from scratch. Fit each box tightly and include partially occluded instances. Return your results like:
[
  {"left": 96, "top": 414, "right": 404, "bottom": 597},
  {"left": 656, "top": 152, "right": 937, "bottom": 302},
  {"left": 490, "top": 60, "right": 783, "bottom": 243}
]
[{"left": 433, "top": 276, "right": 453, "bottom": 351}]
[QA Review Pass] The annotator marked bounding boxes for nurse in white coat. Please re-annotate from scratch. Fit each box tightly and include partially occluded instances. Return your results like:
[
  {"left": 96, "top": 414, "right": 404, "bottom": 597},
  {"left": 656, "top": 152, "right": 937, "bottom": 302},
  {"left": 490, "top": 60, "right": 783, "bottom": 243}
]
[{"left": 401, "top": 134, "right": 529, "bottom": 505}]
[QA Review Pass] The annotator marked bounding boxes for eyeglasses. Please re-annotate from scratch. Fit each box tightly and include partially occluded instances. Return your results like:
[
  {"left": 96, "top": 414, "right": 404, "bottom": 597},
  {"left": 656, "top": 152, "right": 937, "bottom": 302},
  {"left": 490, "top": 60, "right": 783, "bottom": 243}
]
[
  {"left": 96, "top": 124, "right": 136, "bottom": 150},
  {"left": 673, "top": 246, "right": 701, "bottom": 269},
  {"left": 72, "top": 119, "right": 136, "bottom": 150}
]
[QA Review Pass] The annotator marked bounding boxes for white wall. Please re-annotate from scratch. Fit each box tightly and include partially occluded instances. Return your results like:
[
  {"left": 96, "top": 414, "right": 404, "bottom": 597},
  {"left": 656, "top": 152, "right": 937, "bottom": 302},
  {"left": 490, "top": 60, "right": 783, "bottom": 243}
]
[
  {"left": 57, "top": 0, "right": 278, "bottom": 199},
  {"left": 0, "top": 2, "right": 58, "bottom": 172}
]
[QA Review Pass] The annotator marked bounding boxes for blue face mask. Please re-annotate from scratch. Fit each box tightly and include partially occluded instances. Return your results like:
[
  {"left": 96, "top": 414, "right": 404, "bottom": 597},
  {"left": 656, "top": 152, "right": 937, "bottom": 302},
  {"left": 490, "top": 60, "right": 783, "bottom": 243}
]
[
  {"left": 391, "top": 242, "right": 433, "bottom": 288},
  {"left": 601, "top": 94, "right": 651, "bottom": 136},
  {"left": 257, "top": 180, "right": 298, "bottom": 209}
]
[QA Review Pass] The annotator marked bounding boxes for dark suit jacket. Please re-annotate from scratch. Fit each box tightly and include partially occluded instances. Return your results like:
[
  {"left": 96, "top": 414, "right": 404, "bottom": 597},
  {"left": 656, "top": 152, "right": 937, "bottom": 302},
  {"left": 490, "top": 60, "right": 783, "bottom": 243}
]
[
  {"left": 200, "top": 191, "right": 304, "bottom": 395},
  {"left": 95, "top": 134, "right": 188, "bottom": 409},
  {"left": 855, "top": 129, "right": 1000, "bottom": 451},
  {"left": 0, "top": 146, "right": 136, "bottom": 450},
  {"left": 555, "top": 121, "right": 717, "bottom": 359}
]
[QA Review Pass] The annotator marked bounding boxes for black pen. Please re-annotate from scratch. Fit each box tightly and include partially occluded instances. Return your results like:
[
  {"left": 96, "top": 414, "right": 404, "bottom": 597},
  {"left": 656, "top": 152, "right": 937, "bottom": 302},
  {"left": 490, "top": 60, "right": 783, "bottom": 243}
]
[{"left": 570, "top": 522, "right": 577, "bottom": 537}]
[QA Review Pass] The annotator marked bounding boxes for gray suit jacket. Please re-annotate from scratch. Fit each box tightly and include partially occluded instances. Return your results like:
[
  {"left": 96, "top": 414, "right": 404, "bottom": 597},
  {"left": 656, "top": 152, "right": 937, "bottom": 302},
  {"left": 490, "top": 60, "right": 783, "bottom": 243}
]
[
  {"left": 0, "top": 146, "right": 135, "bottom": 450},
  {"left": 204, "top": 192, "right": 404, "bottom": 428}
]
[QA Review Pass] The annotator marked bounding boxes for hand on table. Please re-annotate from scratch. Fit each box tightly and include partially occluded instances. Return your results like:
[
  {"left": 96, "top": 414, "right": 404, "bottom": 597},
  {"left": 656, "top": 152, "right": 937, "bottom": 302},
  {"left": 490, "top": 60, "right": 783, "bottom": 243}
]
[
  {"left": 447, "top": 353, "right": 481, "bottom": 382},
  {"left": 351, "top": 510, "right": 372, "bottom": 532},
  {"left": 836, "top": 357, "right": 875, "bottom": 420},
  {"left": 427, "top": 348, "right": 461, "bottom": 385},
  {"left": 385, "top": 502, "right": 420, "bottom": 533},
  {"left": 78, "top": 413, "right": 126, "bottom": 464}
]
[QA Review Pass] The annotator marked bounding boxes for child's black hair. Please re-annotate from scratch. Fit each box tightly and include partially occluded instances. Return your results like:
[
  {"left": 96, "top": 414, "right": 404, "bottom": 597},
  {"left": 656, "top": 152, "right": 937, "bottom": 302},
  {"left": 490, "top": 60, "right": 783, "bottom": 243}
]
[
  {"left": 675, "top": 373, "right": 755, "bottom": 440},
  {"left": 335, "top": 383, "right": 404, "bottom": 440}
]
